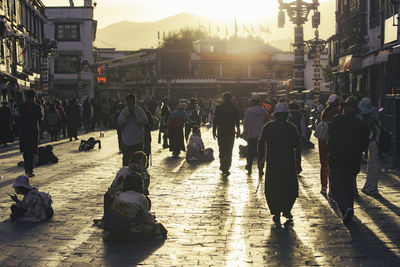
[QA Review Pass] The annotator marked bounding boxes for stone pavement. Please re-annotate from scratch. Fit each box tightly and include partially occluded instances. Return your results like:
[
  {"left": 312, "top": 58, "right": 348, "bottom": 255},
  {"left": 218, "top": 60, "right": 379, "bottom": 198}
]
[{"left": 0, "top": 126, "right": 399, "bottom": 266}]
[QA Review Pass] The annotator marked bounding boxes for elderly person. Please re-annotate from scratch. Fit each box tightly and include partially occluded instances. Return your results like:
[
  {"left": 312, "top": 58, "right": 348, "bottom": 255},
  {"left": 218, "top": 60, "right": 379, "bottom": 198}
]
[
  {"left": 359, "top": 98, "right": 381, "bottom": 196},
  {"left": 167, "top": 102, "right": 189, "bottom": 158},
  {"left": 257, "top": 102, "right": 301, "bottom": 225},
  {"left": 117, "top": 94, "right": 148, "bottom": 166},
  {"left": 242, "top": 95, "right": 267, "bottom": 174}
]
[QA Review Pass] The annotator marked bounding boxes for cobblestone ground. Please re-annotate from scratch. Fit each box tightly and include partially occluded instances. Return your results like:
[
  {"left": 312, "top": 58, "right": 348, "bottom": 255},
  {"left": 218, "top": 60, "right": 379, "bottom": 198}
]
[{"left": 0, "top": 126, "right": 399, "bottom": 266}]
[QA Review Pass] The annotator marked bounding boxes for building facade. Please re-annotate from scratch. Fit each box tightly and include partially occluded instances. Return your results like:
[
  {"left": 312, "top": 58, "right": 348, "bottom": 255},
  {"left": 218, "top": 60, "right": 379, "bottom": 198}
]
[
  {"left": 44, "top": 0, "right": 97, "bottom": 100},
  {"left": 0, "top": 0, "right": 47, "bottom": 102}
]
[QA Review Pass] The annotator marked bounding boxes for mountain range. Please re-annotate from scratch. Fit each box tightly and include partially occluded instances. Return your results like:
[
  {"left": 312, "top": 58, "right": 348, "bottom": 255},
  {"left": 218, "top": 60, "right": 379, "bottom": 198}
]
[{"left": 95, "top": 1, "right": 335, "bottom": 51}]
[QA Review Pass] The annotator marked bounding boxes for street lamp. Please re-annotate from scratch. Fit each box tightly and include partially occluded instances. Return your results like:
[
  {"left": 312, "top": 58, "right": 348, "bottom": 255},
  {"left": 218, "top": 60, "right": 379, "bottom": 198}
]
[{"left": 278, "top": 0, "right": 319, "bottom": 96}]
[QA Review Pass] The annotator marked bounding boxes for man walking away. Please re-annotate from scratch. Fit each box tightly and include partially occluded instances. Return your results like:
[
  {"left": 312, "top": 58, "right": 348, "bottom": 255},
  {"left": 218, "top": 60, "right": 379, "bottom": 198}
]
[
  {"left": 19, "top": 90, "right": 42, "bottom": 177},
  {"left": 328, "top": 97, "right": 369, "bottom": 224},
  {"left": 359, "top": 98, "right": 381, "bottom": 196},
  {"left": 117, "top": 94, "right": 148, "bottom": 166},
  {"left": 160, "top": 98, "right": 171, "bottom": 149},
  {"left": 257, "top": 102, "right": 301, "bottom": 225},
  {"left": 242, "top": 96, "right": 267, "bottom": 174},
  {"left": 289, "top": 102, "right": 306, "bottom": 175},
  {"left": 213, "top": 92, "right": 240, "bottom": 176}
]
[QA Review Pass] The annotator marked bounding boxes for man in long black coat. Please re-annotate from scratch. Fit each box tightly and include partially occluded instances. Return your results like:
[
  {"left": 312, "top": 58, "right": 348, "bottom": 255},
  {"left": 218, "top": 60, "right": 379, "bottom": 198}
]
[
  {"left": 328, "top": 97, "right": 369, "bottom": 224},
  {"left": 213, "top": 92, "right": 240, "bottom": 176},
  {"left": 0, "top": 101, "right": 13, "bottom": 147},
  {"left": 19, "top": 90, "right": 42, "bottom": 177},
  {"left": 258, "top": 102, "right": 301, "bottom": 225}
]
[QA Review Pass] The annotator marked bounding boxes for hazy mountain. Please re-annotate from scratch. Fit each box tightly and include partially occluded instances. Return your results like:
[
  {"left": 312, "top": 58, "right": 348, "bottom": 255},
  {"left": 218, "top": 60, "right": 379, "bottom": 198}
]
[{"left": 95, "top": 2, "right": 335, "bottom": 51}]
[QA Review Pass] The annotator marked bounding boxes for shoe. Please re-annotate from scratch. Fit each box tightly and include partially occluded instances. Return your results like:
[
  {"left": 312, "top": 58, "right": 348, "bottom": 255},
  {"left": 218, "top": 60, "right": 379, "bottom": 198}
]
[
  {"left": 320, "top": 187, "right": 327, "bottom": 195},
  {"left": 343, "top": 208, "right": 354, "bottom": 224},
  {"left": 25, "top": 171, "right": 35, "bottom": 177},
  {"left": 361, "top": 188, "right": 379, "bottom": 196},
  {"left": 222, "top": 170, "right": 230, "bottom": 176},
  {"left": 245, "top": 165, "right": 252, "bottom": 174},
  {"left": 273, "top": 214, "right": 281, "bottom": 225}
]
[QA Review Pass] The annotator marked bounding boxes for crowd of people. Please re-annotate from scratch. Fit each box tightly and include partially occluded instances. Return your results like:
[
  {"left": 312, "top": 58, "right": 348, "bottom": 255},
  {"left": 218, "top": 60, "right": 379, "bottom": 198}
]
[{"left": 2, "top": 88, "right": 387, "bottom": 240}]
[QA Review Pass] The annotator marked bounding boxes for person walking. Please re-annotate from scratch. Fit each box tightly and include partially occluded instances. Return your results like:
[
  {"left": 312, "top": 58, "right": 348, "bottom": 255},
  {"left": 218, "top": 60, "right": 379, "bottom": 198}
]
[
  {"left": 117, "top": 94, "right": 148, "bottom": 166},
  {"left": 289, "top": 102, "right": 306, "bottom": 175},
  {"left": 0, "top": 101, "right": 13, "bottom": 147},
  {"left": 242, "top": 95, "right": 267, "bottom": 174},
  {"left": 257, "top": 102, "right": 301, "bottom": 225},
  {"left": 46, "top": 103, "right": 59, "bottom": 141},
  {"left": 67, "top": 98, "right": 81, "bottom": 141},
  {"left": 82, "top": 97, "right": 92, "bottom": 133},
  {"left": 160, "top": 98, "right": 170, "bottom": 149},
  {"left": 328, "top": 97, "right": 369, "bottom": 223},
  {"left": 358, "top": 98, "right": 381, "bottom": 196},
  {"left": 213, "top": 92, "right": 240, "bottom": 176},
  {"left": 167, "top": 103, "right": 189, "bottom": 158},
  {"left": 318, "top": 94, "right": 341, "bottom": 195},
  {"left": 19, "top": 90, "right": 42, "bottom": 177}
]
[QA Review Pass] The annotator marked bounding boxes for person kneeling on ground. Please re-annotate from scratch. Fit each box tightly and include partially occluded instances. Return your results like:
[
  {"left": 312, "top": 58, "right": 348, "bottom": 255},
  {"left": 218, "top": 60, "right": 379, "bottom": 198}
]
[
  {"left": 186, "top": 126, "right": 214, "bottom": 162},
  {"left": 102, "top": 175, "right": 167, "bottom": 241},
  {"left": 93, "top": 151, "right": 151, "bottom": 227},
  {"left": 79, "top": 137, "right": 101, "bottom": 151},
  {"left": 9, "top": 175, "right": 53, "bottom": 222},
  {"left": 17, "top": 145, "right": 58, "bottom": 168}
]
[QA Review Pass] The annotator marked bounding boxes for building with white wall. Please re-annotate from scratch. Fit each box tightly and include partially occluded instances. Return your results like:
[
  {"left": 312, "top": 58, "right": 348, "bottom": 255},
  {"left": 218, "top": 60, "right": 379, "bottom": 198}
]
[{"left": 44, "top": 0, "right": 97, "bottom": 100}]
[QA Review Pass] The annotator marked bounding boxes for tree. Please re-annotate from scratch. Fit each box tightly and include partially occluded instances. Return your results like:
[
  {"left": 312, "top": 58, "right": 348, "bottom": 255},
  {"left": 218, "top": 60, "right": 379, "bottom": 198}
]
[
  {"left": 161, "top": 28, "right": 207, "bottom": 49},
  {"left": 322, "top": 64, "right": 334, "bottom": 83}
]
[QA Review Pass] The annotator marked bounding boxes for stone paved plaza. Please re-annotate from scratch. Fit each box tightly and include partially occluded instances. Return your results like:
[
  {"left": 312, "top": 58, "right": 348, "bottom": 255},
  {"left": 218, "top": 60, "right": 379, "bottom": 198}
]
[{"left": 0, "top": 127, "right": 400, "bottom": 266}]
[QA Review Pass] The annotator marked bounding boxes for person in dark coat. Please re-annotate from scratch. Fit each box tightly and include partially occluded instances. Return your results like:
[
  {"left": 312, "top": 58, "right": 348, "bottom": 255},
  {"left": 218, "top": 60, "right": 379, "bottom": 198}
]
[
  {"left": 328, "top": 97, "right": 369, "bottom": 224},
  {"left": 257, "top": 102, "right": 301, "bottom": 225},
  {"left": 82, "top": 97, "right": 92, "bottom": 133},
  {"left": 213, "top": 92, "right": 240, "bottom": 176},
  {"left": 67, "top": 97, "right": 81, "bottom": 141},
  {"left": 138, "top": 101, "right": 154, "bottom": 166},
  {"left": 0, "top": 101, "right": 13, "bottom": 147},
  {"left": 167, "top": 103, "right": 189, "bottom": 158},
  {"left": 19, "top": 90, "right": 42, "bottom": 177},
  {"left": 160, "top": 98, "right": 171, "bottom": 149},
  {"left": 288, "top": 102, "right": 306, "bottom": 175}
]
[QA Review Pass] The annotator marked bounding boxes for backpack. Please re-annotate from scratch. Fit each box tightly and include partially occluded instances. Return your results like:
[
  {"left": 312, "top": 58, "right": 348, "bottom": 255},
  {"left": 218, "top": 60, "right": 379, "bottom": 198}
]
[
  {"left": 314, "top": 121, "right": 329, "bottom": 141},
  {"left": 378, "top": 127, "right": 392, "bottom": 153},
  {"left": 371, "top": 117, "right": 392, "bottom": 153},
  {"left": 39, "top": 191, "right": 54, "bottom": 219}
]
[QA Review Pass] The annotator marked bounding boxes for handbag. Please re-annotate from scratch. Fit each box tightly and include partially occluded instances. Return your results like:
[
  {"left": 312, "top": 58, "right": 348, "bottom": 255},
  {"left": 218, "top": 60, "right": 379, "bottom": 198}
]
[{"left": 314, "top": 121, "right": 329, "bottom": 140}]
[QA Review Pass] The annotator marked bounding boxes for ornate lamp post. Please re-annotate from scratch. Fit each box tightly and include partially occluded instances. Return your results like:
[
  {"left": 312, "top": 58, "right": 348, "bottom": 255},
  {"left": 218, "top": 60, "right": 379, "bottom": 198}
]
[{"left": 278, "top": 0, "right": 319, "bottom": 96}]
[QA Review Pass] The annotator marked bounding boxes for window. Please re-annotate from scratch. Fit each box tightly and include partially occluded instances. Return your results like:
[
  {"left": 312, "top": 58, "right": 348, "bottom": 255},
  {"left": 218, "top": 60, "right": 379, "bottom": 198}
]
[
  {"left": 369, "top": 0, "right": 380, "bottom": 28},
  {"left": 56, "top": 23, "right": 80, "bottom": 41},
  {"left": 55, "top": 55, "right": 81, "bottom": 73}
]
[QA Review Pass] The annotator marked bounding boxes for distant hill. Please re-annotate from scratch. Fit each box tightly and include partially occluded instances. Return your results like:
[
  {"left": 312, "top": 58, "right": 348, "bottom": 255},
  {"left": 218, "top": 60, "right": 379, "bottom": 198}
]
[{"left": 95, "top": 2, "right": 335, "bottom": 51}]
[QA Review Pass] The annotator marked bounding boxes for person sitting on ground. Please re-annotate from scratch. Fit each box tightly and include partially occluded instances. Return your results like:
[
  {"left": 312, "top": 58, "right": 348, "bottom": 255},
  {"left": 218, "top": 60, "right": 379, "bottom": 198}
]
[
  {"left": 9, "top": 175, "right": 53, "bottom": 222},
  {"left": 93, "top": 151, "right": 150, "bottom": 227},
  {"left": 78, "top": 137, "right": 101, "bottom": 151},
  {"left": 102, "top": 176, "right": 167, "bottom": 241},
  {"left": 17, "top": 145, "right": 58, "bottom": 168},
  {"left": 186, "top": 126, "right": 214, "bottom": 162}
]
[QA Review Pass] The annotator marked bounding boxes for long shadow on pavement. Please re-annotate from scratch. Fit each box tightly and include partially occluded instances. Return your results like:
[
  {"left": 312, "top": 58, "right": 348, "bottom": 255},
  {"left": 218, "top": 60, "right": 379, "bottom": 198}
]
[
  {"left": 298, "top": 178, "right": 400, "bottom": 265},
  {"left": 372, "top": 194, "right": 400, "bottom": 217},
  {"left": 103, "top": 239, "right": 165, "bottom": 266}
]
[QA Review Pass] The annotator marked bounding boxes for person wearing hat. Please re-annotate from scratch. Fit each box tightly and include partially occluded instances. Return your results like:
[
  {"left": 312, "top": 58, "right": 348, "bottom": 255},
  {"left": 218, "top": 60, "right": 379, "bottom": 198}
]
[
  {"left": 318, "top": 94, "right": 341, "bottom": 195},
  {"left": 167, "top": 102, "right": 190, "bottom": 158},
  {"left": 242, "top": 95, "right": 267, "bottom": 174},
  {"left": 328, "top": 97, "right": 369, "bottom": 224},
  {"left": 213, "top": 92, "right": 240, "bottom": 175},
  {"left": 117, "top": 94, "right": 148, "bottom": 166},
  {"left": 358, "top": 98, "right": 381, "bottom": 196},
  {"left": 257, "top": 102, "right": 301, "bottom": 225},
  {"left": 9, "top": 175, "right": 50, "bottom": 222},
  {"left": 19, "top": 90, "right": 42, "bottom": 177}
]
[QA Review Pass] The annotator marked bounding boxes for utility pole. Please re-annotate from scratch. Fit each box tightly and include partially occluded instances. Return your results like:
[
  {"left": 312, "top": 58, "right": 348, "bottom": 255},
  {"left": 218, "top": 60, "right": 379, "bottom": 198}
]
[{"left": 278, "top": 0, "right": 319, "bottom": 98}]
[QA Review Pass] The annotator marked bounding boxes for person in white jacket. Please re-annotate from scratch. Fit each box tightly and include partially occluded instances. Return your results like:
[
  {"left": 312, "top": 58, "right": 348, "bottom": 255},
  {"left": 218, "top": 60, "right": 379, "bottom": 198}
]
[
  {"left": 242, "top": 96, "right": 267, "bottom": 174},
  {"left": 186, "top": 126, "right": 214, "bottom": 162}
]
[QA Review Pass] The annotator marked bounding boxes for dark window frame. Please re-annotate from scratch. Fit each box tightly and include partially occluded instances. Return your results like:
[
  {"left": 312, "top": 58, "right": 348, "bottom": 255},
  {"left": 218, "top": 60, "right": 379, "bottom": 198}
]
[
  {"left": 55, "top": 23, "right": 80, "bottom": 42},
  {"left": 55, "top": 55, "right": 81, "bottom": 74}
]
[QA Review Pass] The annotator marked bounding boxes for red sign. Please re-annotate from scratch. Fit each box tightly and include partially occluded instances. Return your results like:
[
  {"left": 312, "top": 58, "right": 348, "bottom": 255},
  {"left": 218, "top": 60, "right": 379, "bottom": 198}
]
[{"left": 97, "top": 76, "right": 107, "bottom": 83}]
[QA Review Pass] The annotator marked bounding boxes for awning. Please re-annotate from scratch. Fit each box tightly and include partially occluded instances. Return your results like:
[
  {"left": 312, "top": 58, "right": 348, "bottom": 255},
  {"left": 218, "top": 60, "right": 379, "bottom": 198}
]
[
  {"left": 362, "top": 54, "right": 376, "bottom": 68},
  {"left": 339, "top": 54, "right": 353, "bottom": 72},
  {"left": 375, "top": 50, "right": 391, "bottom": 64}
]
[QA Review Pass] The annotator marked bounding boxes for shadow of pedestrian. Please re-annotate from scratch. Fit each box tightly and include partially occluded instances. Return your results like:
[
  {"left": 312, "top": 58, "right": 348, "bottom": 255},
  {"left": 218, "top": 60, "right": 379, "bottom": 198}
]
[
  {"left": 103, "top": 238, "right": 165, "bottom": 265},
  {"left": 264, "top": 224, "right": 319, "bottom": 266},
  {"left": 372, "top": 195, "right": 400, "bottom": 217}
]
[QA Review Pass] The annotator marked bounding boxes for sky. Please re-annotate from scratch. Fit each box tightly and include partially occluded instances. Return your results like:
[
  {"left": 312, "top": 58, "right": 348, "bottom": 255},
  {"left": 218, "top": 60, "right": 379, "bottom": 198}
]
[{"left": 42, "top": 0, "right": 334, "bottom": 29}]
